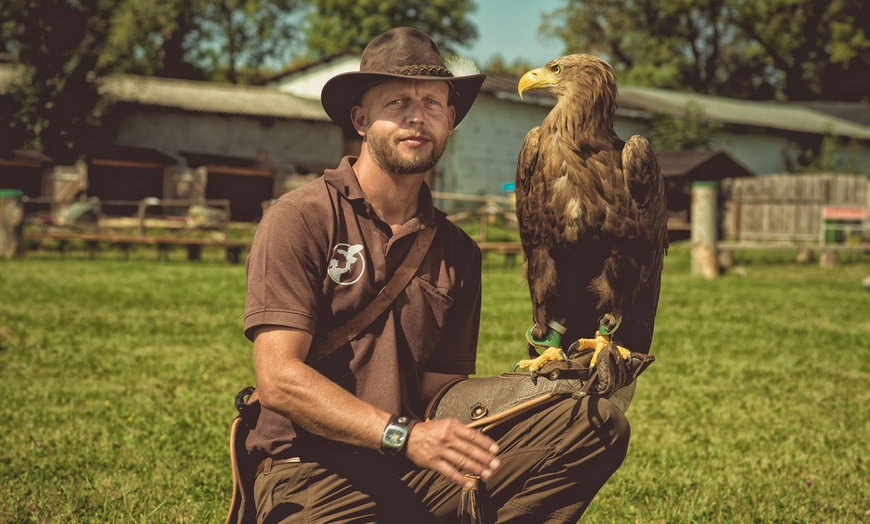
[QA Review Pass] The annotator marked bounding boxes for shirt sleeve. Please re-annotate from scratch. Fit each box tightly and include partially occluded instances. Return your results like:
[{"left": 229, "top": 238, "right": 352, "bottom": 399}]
[{"left": 244, "top": 199, "right": 326, "bottom": 341}]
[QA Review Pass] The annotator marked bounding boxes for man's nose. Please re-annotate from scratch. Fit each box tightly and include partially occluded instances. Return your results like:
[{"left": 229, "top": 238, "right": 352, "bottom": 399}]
[{"left": 407, "top": 100, "right": 426, "bottom": 123}]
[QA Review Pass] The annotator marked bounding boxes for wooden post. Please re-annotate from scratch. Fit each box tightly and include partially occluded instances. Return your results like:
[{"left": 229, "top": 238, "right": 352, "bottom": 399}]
[
  {"left": 691, "top": 181, "right": 720, "bottom": 278},
  {"left": 0, "top": 189, "right": 24, "bottom": 259},
  {"left": 819, "top": 249, "right": 839, "bottom": 268}
]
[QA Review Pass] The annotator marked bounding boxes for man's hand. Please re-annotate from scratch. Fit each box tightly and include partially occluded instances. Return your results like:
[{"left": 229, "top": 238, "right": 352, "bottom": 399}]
[{"left": 405, "top": 418, "right": 500, "bottom": 489}]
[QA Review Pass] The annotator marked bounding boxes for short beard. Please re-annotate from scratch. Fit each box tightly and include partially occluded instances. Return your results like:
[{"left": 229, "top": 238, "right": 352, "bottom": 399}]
[{"left": 366, "top": 126, "right": 445, "bottom": 175}]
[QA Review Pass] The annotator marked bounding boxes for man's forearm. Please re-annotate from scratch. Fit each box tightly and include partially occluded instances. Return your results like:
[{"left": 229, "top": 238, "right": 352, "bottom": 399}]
[{"left": 256, "top": 354, "right": 389, "bottom": 450}]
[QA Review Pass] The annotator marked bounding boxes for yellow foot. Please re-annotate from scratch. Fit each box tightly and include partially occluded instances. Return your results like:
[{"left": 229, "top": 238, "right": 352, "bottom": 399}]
[
  {"left": 573, "top": 333, "right": 632, "bottom": 368},
  {"left": 515, "top": 346, "right": 565, "bottom": 373}
]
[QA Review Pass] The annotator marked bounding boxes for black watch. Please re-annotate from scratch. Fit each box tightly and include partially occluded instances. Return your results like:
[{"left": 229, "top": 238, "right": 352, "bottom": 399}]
[{"left": 380, "top": 415, "right": 416, "bottom": 455}]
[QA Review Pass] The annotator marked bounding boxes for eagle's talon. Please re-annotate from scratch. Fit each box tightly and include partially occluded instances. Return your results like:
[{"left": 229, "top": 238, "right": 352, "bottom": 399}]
[
  {"left": 559, "top": 349, "right": 570, "bottom": 362},
  {"left": 514, "top": 346, "right": 566, "bottom": 374},
  {"left": 529, "top": 370, "right": 538, "bottom": 386}
]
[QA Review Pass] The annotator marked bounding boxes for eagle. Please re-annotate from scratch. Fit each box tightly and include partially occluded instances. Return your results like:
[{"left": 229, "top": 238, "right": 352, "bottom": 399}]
[{"left": 513, "top": 54, "right": 668, "bottom": 373}]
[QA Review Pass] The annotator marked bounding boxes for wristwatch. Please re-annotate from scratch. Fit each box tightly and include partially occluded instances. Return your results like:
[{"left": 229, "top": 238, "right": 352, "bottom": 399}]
[{"left": 380, "top": 415, "right": 416, "bottom": 455}]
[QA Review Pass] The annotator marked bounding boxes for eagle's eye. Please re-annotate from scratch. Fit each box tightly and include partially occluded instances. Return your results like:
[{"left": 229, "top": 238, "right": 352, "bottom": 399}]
[{"left": 552, "top": 64, "right": 562, "bottom": 74}]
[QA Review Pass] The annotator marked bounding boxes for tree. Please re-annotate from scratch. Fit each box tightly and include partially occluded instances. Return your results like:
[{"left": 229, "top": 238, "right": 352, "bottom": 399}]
[
  {"left": 482, "top": 55, "right": 536, "bottom": 78},
  {"left": 1, "top": 0, "right": 117, "bottom": 163},
  {"left": 540, "top": 0, "right": 870, "bottom": 101},
  {"left": 103, "top": 0, "right": 304, "bottom": 83},
  {"left": 648, "top": 101, "right": 717, "bottom": 151},
  {"left": 732, "top": 0, "right": 870, "bottom": 101},
  {"left": 302, "top": 0, "right": 478, "bottom": 57}
]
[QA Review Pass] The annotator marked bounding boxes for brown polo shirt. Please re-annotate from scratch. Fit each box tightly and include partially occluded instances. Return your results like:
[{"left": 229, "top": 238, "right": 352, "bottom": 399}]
[{"left": 244, "top": 156, "right": 481, "bottom": 457}]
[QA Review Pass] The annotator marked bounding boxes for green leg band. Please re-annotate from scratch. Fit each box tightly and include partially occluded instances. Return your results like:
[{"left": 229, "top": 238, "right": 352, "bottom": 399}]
[{"left": 526, "top": 325, "right": 562, "bottom": 347}]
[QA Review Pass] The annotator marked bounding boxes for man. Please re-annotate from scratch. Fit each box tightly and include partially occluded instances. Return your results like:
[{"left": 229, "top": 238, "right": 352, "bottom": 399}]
[{"left": 244, "top": 27, "right": 629, "bottom": 523}]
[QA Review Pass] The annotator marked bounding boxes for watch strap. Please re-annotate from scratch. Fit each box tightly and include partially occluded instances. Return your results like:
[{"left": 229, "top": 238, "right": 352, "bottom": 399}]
[{"left": 380, "top": 415, "right": 417, "bottom": 455}]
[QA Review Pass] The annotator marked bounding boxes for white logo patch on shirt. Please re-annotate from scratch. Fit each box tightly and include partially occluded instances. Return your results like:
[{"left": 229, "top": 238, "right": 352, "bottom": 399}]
[{"left": 327, "top": 243, "right": 366, "bottom": 285}]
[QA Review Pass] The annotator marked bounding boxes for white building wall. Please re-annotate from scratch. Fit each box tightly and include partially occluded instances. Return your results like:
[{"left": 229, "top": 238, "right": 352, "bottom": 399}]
[
  {"left": 438, "top": 95, "right": 665, "bottom": 197},
  {"left": 440, "top": 96, "right": 541, "bottom": 196},
  {"left": 113, "top": 111, "right": 343, "bottom": 171},
  {"left": 272, "top": 56, "right": 360, "bottom": 99}
]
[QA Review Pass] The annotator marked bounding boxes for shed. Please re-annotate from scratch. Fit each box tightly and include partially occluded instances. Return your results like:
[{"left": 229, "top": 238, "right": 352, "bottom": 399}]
[
  {"left": 85, "top": 145, "right": 178, "bottom": 216},
  {"left": 658, "top": 150, "right": 755, "bottom": 224},
  {"left": 181, "top": 152, "right": 277, "bottom": 222},
  {"left": 0, "top": 149, "right": 52, "bottom": 198}
]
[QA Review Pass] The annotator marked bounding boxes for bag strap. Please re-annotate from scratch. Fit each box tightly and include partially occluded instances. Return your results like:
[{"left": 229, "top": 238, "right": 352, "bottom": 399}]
[{"left": 308, "top": 225, "right": 437, "bottom": 364}]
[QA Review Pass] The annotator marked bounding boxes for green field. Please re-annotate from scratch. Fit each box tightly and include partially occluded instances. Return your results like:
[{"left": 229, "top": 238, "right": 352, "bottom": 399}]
[{"left": 1, "top": 245, "right": 869, "bottom": 523}]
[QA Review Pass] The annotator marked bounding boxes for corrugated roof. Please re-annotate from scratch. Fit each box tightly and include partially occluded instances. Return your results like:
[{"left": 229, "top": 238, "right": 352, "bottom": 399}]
[
  {"left": 656, "top": 150, "right": 755, "bottom": 179},
  {"left": 4, "top": 63, "right": 868, "bottom": 139},
  {"left": 480, "top": 67, "right": 870, "bottom": 140},
  {"left": 103, "top": 74, "right": 330, "bottom": 121},
  {"left": 0, "top": 64, "right": 330, "bottom": 121},
  {"left": 617, "top": 87, "right": 870, "bottom": 140},
  {"left": 794, "top": 102, "right": 870, "bottom": 127}
]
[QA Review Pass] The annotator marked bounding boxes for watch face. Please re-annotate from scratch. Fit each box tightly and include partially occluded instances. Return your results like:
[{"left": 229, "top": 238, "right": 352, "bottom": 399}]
[{"left": 383, "top": 426, "right": 407, "bottom": 448}]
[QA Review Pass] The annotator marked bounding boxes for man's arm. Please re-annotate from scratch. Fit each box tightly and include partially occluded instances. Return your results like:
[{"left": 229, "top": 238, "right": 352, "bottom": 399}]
[{"left": 253, "top": 326, "right": 500, "bottom": 489}]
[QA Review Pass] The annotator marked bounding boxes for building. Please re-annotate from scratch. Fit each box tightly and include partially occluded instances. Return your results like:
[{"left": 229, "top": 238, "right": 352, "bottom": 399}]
[
  {"left": 2, "top": 57, "right": 869, "bottom": 224},
  {"left": 0, "top": 64, "right": 342, "bottom": 222},
  {"left": 270, "top": 56, "right": 870, "bottom": 213}
]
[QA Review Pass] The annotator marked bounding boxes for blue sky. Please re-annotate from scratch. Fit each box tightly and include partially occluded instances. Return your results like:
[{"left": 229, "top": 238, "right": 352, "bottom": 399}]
[{"left": 460, "top": 0, "right": 565, "bottom": 67}]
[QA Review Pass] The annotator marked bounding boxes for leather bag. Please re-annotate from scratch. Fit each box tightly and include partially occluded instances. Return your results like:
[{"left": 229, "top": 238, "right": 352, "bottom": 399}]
[{"left": 426, "top": 343, "right": 655, "bottom": 433}]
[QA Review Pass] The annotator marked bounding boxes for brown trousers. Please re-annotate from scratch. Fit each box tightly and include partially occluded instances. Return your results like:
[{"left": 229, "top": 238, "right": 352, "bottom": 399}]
[{"left": 253, "top": 396, "right": 630, "bottom": 524}]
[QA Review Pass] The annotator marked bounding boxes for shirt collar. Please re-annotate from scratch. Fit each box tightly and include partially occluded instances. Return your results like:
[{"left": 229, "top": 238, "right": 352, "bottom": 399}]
[{"left": 324, "top": 156, "right": 438, "bottom": 227}]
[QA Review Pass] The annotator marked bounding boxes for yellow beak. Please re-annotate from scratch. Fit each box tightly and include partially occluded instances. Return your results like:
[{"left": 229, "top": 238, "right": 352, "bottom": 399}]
[{"left": 517, "top": 67, "right": 558, "bottom": 100}]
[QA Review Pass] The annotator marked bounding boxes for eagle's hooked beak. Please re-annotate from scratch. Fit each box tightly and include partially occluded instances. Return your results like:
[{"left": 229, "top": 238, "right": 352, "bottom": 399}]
[{"left": 517, "top": 67, "right": 558, "bottom": 100}]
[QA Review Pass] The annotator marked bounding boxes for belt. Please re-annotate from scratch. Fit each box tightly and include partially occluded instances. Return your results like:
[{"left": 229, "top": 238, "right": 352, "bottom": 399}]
[{"left": 256, "top": 456, "right": 301, "bottom": 476}]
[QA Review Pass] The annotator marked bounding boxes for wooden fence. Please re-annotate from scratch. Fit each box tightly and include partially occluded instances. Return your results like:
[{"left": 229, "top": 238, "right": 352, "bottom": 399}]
[{"left": 720, "top": 173, "right": 869, "bottom": 243}]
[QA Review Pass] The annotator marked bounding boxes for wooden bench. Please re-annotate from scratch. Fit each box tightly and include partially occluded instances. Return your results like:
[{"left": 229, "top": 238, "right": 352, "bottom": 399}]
[
  {"left": 25, "top": 232, "right": 250, "bottom": 264},
  {"left": 476, "top": 241, "right": 522, "bottom": 254}
]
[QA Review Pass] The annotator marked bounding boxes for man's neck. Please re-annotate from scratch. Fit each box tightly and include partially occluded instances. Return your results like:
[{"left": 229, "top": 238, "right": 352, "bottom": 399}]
[{"left": 353, "top": 155, "right": 427, "bottom": 232}]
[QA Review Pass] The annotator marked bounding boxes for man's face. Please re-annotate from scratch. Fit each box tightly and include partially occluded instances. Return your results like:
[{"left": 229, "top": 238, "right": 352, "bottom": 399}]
[{"left": 353, "top": 79, "right": 456, "bottom": 174}]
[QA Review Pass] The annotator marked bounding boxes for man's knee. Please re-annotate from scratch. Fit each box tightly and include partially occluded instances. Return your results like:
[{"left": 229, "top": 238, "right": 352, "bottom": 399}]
[
  {"left": 596, "top": 397, "right": 631, "bottom": 448},
  {"left": 564, "top": 396, "right": 631, "bottom": 470}
]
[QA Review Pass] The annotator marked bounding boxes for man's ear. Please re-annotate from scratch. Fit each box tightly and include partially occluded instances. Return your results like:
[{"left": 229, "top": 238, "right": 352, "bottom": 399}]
[
  {"left": 351, "top": 106, "right": 367, "bottom": 138},
  {"left": 448, "top": 105, "right": 456, "bottom": 135}
]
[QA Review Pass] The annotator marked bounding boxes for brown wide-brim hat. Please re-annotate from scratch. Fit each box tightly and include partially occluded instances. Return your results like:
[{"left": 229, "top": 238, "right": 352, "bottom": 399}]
[{"left": 321, "top": 27, "right": 486, "bottom": 134}]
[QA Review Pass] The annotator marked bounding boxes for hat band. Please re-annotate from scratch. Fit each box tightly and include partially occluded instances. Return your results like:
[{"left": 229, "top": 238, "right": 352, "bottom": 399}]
[{"left": 380, "top": 65, "right": 454, "bottom": 78}]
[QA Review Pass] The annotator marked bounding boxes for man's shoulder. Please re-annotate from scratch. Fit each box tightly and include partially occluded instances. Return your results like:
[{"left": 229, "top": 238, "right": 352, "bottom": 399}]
[{"left": 274, "top": 176, "right": 331, "bottom": 205}]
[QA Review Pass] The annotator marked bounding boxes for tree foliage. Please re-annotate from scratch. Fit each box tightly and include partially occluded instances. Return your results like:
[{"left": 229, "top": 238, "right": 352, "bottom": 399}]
[
  {"left": 541, "top": 0, "right": 870, "bottom": 101},
  {"left": 0, "top": 0, "right": 305, "bottom": 160},
  {"left": 302, "top": 0, "right": 478, "bottom": 57},
  {"left": 647, "top": 101, "right": 717, "bottom": 151},
  {"left": 0, "top": 0, "right": 117, "bottom": 163},
  {"left": 482, "top": 55, "right": 536, "bottom": 78},
  {"left": 104, "top": 0, "right": 303, "bottom": 83}
]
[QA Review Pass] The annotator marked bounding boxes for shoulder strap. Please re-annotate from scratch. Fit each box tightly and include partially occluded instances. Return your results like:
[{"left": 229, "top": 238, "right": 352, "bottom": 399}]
[{"left": 308, "top": 225, "right": 437, "bottom": 364}]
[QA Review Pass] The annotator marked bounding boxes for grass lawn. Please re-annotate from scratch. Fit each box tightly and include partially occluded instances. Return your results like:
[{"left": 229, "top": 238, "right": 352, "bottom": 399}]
[{"left": 1, "top": 244, "right": 868, "bottom": 523}]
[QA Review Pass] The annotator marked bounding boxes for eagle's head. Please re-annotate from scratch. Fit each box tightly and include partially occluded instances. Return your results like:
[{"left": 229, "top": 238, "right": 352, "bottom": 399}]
[{"left": 518, "top": 54, "right": 618, "bottom": 124}]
